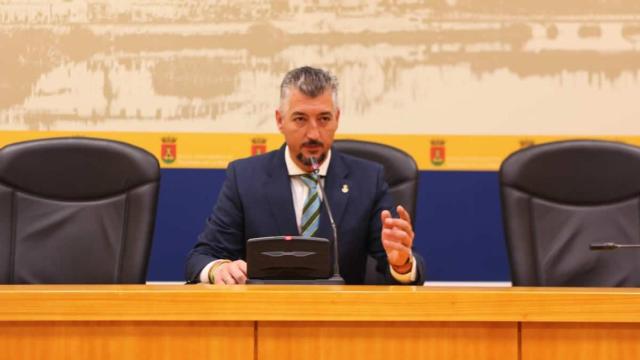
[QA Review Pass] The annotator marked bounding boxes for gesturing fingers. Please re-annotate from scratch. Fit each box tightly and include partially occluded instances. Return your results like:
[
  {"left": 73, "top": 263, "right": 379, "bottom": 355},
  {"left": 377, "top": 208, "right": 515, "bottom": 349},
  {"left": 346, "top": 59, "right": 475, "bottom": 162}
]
[
  {"left": 380, "top": 210, "right": 392, "bottom": 229},
  {"left": 382, "top": 227, "right": 412, "bottom": 247},
  {"left": 383, "top": 218, "right": 414, "bottom": 239},
  {"left": 380, "top": 206, "right": 416, "bottom": 268},
  {"left": 397, "top": 205, "right": 412, "bottom": 225}
]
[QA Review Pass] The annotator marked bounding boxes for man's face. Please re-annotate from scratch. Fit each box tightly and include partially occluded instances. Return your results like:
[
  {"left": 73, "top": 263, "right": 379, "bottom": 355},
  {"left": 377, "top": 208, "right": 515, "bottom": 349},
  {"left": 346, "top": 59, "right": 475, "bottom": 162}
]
[{"left": 276, "top": 87, "right": 340, "bottom": 171}]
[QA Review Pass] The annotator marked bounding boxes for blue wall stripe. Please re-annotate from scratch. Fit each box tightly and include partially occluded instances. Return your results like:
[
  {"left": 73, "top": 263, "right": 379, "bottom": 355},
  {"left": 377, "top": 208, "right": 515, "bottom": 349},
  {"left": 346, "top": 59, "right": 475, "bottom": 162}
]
[{"left": 147, "top": 169, "right": 511, "bottom": 282}]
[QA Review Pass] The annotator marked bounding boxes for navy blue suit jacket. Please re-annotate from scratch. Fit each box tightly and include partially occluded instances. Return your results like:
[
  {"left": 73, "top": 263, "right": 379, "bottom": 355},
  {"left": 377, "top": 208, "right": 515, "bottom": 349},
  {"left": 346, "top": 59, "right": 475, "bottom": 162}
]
[{"left": 185, "top": 145, "right": 425, "bottom": 284}]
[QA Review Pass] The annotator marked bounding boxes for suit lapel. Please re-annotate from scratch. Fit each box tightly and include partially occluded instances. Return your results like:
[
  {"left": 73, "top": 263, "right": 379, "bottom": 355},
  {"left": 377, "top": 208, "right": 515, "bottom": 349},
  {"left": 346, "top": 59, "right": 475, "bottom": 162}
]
[
  {"left": 316, "top": 151, "right": 350, "bottom": 240},
  {"left": 265, "top": 147, "right": 299, "bottom": 236}
]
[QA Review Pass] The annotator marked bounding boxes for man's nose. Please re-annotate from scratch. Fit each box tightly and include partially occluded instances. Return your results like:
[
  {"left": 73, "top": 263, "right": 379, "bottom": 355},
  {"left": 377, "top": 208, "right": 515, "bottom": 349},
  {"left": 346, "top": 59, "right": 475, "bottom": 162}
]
[{"left": 306, "top": 120, "right": 321, "bottom": 139}]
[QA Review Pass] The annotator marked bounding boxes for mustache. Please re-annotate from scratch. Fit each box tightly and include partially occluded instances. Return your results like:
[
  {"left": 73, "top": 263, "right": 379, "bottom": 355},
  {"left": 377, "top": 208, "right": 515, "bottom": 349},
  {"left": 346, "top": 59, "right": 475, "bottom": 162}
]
[{"left": 302, "top": 140, "right": 324, "bottom": 147}]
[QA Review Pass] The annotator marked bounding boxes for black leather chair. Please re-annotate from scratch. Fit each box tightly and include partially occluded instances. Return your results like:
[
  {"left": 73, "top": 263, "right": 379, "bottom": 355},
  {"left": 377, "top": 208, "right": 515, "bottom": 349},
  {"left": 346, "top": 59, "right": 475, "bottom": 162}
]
[
  {"left": 0, "top": 137, "right": 160, "bottom": 284},
  {"left": 333, "top": 139, "right": 419, "bottom": 218},
  {"left": 333, "top": 139, "right": 419, "bottom": 284},
  {"left": 500, "top": 139, "right": 640, "bottom": 287}
]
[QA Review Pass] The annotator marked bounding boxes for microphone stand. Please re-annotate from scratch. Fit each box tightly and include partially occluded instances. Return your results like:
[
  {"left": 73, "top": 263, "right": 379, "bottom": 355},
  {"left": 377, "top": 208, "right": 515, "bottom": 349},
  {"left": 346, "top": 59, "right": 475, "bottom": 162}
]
[{"left": 310, "top": 157, "right": 344, "bottom": 284}]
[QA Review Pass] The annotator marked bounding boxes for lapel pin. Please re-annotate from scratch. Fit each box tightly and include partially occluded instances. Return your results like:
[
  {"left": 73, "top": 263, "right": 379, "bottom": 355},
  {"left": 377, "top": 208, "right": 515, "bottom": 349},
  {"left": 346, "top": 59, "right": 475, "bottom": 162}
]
[{"left": 341, "top": 184, "right": 349, "bottom": 193}]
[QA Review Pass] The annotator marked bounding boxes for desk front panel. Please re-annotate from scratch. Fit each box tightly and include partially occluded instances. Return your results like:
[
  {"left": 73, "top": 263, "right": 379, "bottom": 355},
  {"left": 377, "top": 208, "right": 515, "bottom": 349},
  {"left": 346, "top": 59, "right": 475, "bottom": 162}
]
[
  {"left": 258, "top": 321, "right": 518, "bottom": 360},
  {"left": 521, "top": 322, "right": 640, "bottom": 360},
  {"left": 0, "top": 321, "right": 254, "bottom": 360}
]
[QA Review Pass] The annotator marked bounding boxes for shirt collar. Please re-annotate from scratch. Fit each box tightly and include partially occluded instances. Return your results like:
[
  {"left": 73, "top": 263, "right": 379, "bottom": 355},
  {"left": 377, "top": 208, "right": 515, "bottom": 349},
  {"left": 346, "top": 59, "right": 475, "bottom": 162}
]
[{"left": 285, "top": 145, "right": 331, "bottom": 177}]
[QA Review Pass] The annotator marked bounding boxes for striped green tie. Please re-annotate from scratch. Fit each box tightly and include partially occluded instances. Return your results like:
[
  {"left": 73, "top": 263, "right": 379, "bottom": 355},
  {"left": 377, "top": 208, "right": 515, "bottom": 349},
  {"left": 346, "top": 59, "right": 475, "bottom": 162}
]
[{"left": 300, "top": 174, "right": 321, "bottom": 237}]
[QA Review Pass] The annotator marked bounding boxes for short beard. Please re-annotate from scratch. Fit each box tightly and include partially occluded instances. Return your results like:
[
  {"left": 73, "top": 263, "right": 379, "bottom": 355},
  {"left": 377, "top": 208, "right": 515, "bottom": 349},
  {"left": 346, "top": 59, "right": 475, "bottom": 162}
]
[{"left": 297, "top": 152, "right": 327, "bottom": 168}]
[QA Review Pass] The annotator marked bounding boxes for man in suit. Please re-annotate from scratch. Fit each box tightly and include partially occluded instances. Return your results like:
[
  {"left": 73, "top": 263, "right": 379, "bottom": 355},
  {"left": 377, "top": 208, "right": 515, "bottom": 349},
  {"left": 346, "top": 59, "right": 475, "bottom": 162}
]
[{"left": 186, "top": 66, "right": 424, "bottom": 284}]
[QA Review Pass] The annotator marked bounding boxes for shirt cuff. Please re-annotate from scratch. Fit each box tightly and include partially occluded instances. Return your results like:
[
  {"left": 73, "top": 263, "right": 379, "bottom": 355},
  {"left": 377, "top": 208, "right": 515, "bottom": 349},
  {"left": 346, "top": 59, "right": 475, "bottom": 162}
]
[
  {"left": 199, "top": 260, "right": 227, "bottom": 284},
  {"left": 389, "top": 255, "right": 417, "bottom": 283}
]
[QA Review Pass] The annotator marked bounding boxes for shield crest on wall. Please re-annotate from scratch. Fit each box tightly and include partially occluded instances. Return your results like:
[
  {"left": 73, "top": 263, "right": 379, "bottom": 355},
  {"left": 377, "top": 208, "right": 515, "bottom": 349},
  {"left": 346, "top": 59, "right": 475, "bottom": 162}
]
[
  {"left": 161, "top": 137, "right": 177, "bottom": 164},
  {"left": 430, "top": 139, "right": 446, "bottom": 166},
  {"left": 252, "top": 137, "right": 267, "bottom": 156}
]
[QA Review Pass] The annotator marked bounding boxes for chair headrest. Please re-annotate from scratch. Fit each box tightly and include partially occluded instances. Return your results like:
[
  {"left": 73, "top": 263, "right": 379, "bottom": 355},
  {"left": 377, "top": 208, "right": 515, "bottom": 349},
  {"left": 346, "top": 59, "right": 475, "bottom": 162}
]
[
  {"left": 333, "top": 140, "right": 417, "bottom": 187},
  {"left": 0, "top": 137, "right": 160, "bottom": 200},
  {"left": 500, "top": 140, "right": 640, "bottom": 204}
]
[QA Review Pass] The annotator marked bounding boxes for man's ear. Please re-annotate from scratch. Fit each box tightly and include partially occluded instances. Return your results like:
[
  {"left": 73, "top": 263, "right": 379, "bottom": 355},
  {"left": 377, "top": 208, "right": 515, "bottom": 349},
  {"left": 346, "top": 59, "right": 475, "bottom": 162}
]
[{"left": 275, "top": 109, "right": 284, "bottom": 131}]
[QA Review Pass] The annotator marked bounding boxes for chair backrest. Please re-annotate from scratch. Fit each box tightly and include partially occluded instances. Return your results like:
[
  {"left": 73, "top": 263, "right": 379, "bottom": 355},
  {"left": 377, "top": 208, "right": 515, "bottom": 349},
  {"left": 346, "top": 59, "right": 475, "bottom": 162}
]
[
  {"left": 333, "top": 139, "right": 419, "bottom": 284},
  {"left": 500, "top": 139, "right": 640, "bottom": 286},
  {"left": 0, "top": 137, "right": 160, "bottom": 284},
  {"left": 333, "top": 139, "right": 419, "bottom": 221}
]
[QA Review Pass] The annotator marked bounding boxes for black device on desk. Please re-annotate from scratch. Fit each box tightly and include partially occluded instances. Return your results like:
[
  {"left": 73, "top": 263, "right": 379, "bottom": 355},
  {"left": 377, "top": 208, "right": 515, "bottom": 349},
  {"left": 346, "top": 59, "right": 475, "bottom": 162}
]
[{"left": 246, "top": 236, "right": 343, "bottom": 284}]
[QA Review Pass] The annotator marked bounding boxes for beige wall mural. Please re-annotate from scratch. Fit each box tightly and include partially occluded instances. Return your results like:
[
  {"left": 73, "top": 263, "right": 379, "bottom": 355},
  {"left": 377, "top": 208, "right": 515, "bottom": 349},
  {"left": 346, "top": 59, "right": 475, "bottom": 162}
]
[{"left": 1, "top": 0, "right": 640, "bottom": 169}]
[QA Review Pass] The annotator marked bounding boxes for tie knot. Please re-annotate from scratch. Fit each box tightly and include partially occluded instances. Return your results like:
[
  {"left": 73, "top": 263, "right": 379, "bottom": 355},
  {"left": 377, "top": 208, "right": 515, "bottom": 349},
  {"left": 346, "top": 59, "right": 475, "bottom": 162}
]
[{"left": 300, "top": 173, "right": 318, "bottom": 188}]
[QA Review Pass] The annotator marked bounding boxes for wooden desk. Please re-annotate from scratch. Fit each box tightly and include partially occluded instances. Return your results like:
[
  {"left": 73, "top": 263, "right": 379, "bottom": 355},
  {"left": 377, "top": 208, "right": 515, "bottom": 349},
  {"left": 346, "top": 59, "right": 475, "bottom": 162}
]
[{"left": 1, "top": 285, "right": 639, "bottom": 359}]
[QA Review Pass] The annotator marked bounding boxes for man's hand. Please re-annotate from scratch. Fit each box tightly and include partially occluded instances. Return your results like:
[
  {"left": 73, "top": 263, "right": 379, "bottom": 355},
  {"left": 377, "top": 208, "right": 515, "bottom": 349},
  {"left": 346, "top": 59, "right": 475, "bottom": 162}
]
[
  {"left": 380, "top": 205, "right": 414, "bottom": 274},
  {"left": 212, "top": 260, "right": 248, "bottom": 284}
]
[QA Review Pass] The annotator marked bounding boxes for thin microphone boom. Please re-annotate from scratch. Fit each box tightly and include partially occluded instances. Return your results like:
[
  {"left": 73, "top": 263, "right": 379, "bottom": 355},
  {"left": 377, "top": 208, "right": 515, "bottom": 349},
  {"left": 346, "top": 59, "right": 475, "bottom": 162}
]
[
  {"left": 590, "top": 242, "right": 640, "bottom": 250},
  {"left": 309, "top": 157, "right": 343, "bottom": 283}
]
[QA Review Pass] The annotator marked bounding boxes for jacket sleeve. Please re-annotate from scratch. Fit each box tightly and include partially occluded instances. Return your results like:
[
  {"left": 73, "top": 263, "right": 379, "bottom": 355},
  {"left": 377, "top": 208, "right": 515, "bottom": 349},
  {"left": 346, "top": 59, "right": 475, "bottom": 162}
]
[{"left": 185, "top": 162, "right": 246, "bottom": 283}]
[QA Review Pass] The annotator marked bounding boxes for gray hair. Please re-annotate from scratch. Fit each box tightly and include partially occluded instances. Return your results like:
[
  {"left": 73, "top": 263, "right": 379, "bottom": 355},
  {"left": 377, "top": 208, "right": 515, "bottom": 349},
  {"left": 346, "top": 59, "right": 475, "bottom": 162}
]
[{"left": 279, "top": 66, "right": 339, "bottom": 112}]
